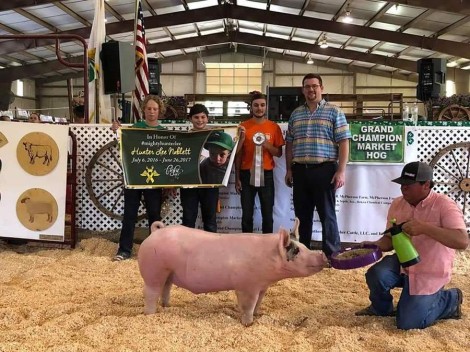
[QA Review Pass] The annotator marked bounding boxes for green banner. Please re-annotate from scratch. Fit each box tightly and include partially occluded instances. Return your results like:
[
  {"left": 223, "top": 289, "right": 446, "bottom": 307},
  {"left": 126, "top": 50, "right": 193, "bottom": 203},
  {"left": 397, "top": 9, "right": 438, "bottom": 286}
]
[
  {"left": 120, "top": 127, "right": 237, "bottom": 188},
  {"left": 349, "top": 122, "right": 405, "bottom": 163}
]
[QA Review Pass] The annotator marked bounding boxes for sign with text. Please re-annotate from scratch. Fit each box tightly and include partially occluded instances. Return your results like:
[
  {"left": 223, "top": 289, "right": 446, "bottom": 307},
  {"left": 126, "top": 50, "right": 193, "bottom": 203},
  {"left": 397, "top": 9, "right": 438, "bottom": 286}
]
[
  {"left": 120, "top": 127, "right": 238, "bottom": 188},
  {"left": 349, "top": 122, "right": 405, "bottom": 163}
]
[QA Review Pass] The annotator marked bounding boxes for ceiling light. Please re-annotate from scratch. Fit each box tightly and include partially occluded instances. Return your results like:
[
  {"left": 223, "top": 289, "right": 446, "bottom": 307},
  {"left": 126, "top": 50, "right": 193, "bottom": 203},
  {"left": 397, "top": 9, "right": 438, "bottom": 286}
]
[
  {"left": 343, "top": 9, "right": 353, "bottom": 23},
  {"left": 319, "top": 35, "right": 328, "bottom": 49},
  {"left": 306, "top": 54, "right": 314, "bottom": 65}
]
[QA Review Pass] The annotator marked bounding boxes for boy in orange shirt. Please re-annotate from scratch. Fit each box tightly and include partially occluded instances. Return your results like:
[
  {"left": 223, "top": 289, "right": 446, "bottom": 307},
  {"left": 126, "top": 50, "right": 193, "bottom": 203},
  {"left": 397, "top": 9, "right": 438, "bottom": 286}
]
[{"left": 235, "top": 91, "right": 285, "bottom": 233}]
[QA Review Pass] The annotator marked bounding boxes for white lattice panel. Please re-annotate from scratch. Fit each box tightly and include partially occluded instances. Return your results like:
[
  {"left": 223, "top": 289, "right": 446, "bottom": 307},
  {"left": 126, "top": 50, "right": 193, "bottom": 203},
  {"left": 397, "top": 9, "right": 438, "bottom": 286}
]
[
  {"left": 417, "top": 126, "right": 470, "bottom": 227},
  {"left": 71, "top": 124, "right": 190, "bottom": 231},
  {"left": 72, "top": 124, "right": 470, "bottom": 231}
]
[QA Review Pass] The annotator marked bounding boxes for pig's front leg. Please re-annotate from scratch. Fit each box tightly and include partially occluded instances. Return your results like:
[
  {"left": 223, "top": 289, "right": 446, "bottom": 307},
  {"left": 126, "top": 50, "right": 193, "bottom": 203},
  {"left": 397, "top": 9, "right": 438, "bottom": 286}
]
[
  {"left": 253, "top": 289, "right": 267, "bottom": 317},
  {"left": 235, "top": 290, "right": 260, "bottom": 326}
]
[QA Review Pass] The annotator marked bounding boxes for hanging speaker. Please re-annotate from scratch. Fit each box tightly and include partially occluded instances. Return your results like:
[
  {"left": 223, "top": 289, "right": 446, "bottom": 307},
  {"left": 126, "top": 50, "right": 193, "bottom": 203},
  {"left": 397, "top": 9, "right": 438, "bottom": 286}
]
[
  {"left": 416, "top": 58, "right": 446, "bottom": 101},
  {"left": 101, "top": 41, "right": 134, "bottom": 94},
  {"left": 148, "top": 58, "right": 161, "bottom": 95},
  {"left": 0, "top": 82, "right": 13, "bottom": 111}
]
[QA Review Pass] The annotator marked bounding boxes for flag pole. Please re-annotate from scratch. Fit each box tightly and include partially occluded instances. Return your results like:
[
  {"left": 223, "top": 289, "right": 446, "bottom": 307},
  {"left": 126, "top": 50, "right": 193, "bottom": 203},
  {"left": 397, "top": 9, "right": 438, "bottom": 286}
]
[
  {"left": 131, "top": 0, "right": 139, "bottom": 123},
  {"left": 132, "top": 0, "right": 150, "bottom": 123}
]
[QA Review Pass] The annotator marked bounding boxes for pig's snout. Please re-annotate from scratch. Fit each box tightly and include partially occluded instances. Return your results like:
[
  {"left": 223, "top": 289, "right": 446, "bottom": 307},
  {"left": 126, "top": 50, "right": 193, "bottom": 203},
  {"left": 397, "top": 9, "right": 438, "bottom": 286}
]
[{"left": 309, "top": 251, "right": 329, "bottom": 270}]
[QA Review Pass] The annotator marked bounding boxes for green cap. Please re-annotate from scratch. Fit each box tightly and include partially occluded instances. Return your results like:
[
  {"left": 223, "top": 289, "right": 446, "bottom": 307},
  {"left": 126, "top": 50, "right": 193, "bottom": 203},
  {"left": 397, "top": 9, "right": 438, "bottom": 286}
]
[{"left": 204, "top": 131, "right": 234, "bottom": 151}]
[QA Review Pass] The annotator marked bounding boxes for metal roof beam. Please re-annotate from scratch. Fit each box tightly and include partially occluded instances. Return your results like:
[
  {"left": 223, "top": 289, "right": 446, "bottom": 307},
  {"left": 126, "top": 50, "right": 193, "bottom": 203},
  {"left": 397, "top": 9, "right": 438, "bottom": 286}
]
[
  {"left": 0, "top": 30, "right": 419, "bottom": 82},
  {"left": 0, "top": 0, "right": 467, "bottom": 16},
  {"left": 0, "top": 56, "right": 82, "bottom": 81},
  {"left": 390, "top": 0, "right": 470, "bottom": 16},
  {"left": 0, "top": 4, "right": 468, "bottom": 59},
  {"left": 228, "top": 5, "right": 470, "bottom": 59},
  {"left": 35, "top": 44, "right": 417, "bottom": 84},
  {"left": 0, "top": 1, "right": 58, "bottom": 11},
  {"left": 149, "top": 32, "right": 417, "bottom": 72}
]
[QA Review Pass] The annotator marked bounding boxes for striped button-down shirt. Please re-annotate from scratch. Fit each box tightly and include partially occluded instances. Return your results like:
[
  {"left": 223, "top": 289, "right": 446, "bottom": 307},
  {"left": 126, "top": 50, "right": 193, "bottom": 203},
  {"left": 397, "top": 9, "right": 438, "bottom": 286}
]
[{"left": 286, "top": 100, "right": 351, "bottom": 164}]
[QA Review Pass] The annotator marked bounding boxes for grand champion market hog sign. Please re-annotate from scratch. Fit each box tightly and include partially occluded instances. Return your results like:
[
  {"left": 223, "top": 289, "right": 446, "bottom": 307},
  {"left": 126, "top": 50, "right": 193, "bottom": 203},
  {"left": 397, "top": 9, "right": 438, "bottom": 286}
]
[{"left": 349, "top": 121, "right": 405, "bottom": 163}]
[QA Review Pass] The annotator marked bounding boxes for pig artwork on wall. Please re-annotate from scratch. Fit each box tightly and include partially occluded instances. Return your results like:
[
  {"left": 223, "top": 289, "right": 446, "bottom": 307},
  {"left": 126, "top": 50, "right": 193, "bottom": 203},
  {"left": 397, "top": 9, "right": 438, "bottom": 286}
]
[{"left": 138, "top": 218, "right": 328, "bottom": 326}]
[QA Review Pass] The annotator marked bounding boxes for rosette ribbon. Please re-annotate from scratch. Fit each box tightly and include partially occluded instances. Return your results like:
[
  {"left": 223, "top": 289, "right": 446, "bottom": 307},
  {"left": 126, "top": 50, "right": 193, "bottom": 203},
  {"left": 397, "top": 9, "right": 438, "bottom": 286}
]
[{"left": 250, "top": 132, "right": 265, "bottom": 187}]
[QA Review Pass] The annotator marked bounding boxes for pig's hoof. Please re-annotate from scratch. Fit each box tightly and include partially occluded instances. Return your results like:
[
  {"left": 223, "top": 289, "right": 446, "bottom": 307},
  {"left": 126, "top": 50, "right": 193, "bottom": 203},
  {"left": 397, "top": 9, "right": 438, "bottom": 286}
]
[
  {"left": 143, "top": 307, "right": 157, "bottom": 315},
  {"left": 241, "top": 316, "right": 254, "bottom": 327}
]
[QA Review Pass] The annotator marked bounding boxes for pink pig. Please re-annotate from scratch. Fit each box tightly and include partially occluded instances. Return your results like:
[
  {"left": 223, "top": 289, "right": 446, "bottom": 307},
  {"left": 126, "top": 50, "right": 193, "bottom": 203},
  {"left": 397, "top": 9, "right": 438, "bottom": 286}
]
[{"left": 137, "top": 218, "right": 328, "bottom": 326}]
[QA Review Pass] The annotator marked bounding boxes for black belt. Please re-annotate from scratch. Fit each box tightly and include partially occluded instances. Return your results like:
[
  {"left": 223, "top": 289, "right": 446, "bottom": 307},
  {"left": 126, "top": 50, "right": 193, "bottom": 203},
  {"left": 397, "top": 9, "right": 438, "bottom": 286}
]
[{"left": 293, "top": 161, "right": 335, "bottom": 169}]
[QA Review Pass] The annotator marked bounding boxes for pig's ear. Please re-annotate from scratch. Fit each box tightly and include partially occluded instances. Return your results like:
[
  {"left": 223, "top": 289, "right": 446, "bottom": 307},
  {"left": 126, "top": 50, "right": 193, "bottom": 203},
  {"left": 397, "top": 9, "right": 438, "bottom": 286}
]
[
  {"left": 278, "top": 228, "right": 290, "bottom": 258},
  {"left": 290, "top": 217, "right": 300, "bottom": 240},
  {"left": 279, "top": 228, "right": 300, "bottom": 261}
]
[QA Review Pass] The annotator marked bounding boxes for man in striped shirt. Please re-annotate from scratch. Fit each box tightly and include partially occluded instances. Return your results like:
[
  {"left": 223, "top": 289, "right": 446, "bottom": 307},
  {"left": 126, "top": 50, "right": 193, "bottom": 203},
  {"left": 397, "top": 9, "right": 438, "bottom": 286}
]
[{"left": 285, "top": 73, "right": 351, "bottom": 257}]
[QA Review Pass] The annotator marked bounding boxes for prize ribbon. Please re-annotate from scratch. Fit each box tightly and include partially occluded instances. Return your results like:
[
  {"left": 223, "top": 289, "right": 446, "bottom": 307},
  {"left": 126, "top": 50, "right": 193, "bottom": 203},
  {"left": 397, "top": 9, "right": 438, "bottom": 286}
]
[{"left": 250, "top": 132, "right": 265, "bottom": 187}]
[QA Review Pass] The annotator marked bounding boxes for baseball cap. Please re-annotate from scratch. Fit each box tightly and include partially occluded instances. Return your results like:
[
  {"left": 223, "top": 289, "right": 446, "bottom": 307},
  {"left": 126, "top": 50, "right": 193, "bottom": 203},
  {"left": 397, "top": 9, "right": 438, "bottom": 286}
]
[
  {"left": 204, "top": 131, "right": 234, "bottom": 151},
  {"left": 392, "top": 161, "right": 433, "bottom": 185}
]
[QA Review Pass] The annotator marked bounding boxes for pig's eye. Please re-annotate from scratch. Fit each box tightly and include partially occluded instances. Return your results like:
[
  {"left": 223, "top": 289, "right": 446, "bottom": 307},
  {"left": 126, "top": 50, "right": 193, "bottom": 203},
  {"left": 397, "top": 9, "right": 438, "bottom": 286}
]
[{"left": 286, "top": 243, "right": 300, "bottom": 261}]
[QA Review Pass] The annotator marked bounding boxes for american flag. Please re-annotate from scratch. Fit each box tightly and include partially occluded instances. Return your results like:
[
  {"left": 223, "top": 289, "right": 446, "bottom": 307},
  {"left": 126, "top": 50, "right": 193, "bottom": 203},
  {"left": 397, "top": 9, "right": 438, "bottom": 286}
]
[{"left": 133, "top": 0, "right": 149, "bottom": 121}]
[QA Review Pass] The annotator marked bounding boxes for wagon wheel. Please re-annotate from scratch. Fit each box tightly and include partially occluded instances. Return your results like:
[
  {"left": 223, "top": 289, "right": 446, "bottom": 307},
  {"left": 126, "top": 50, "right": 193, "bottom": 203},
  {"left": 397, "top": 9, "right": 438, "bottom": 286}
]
[
  {"left": 163, "top": 105, "right": 179, "bottom": 120},
  {"left": 438, "top": 104, "right": 470, "bottom": 121},
  {"left": 430, "top": 142, "right": 470, "bottom": 225},
  {"left": 85, "top": 140, "right": 147, "bottom": 221}
]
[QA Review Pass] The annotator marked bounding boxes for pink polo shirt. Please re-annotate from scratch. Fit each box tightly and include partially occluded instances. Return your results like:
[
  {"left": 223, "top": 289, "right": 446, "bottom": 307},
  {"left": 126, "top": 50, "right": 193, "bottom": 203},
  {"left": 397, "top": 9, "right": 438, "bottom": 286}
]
[{"left": 386, "top": 190, "right": 466, "bottom": 295}]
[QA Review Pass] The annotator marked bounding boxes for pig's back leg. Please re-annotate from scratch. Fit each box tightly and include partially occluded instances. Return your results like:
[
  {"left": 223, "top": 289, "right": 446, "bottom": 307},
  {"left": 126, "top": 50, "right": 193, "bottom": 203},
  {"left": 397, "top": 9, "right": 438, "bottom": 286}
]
[
  {"left": 142, "top": 272, "right": 171, "bottom": 314},
  {"left": 161, "top": 273, "right": 174, "bottom": 307},
  {"left": 235, "top": 290, "right": 260, "bottom": 326},
  {"left": 143, "top": 284, "right": 160, "bottom": 315}
]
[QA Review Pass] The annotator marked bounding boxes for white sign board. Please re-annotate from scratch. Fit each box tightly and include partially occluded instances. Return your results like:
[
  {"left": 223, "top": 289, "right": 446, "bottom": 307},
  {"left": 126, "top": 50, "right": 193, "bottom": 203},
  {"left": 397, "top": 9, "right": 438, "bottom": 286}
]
[
  {"left": 0, "top": 122, "right": 69, "bottom": 241},
  {"left": 199, "top": 124, "right": 412, "bottom": 242}
]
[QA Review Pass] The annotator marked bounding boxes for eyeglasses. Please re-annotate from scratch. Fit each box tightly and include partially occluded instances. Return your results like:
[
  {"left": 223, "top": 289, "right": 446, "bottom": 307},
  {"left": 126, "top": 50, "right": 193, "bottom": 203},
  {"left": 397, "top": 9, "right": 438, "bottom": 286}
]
[{"left": 303, "top": 84, "right": 321, "bottom": 90}]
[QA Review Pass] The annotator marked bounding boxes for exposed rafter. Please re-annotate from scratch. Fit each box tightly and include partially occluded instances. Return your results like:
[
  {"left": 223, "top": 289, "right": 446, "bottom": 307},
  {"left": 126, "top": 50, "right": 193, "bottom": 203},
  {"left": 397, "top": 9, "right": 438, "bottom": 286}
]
[
  {"left": 389, "top": 0, "right": 470, "bottom": 16},
  {"left": 8, "top": 30, "right": 470, "bottom": 83},
  {"left": 148, "top": 32, "right": 417, "bottom": 72},
  {"left": 1, "top": 1, "right": 470, "bottom": 84},
  {"left": 0, "top": 4, "right": 468, "bottom": 60},
  {"left": 36, "top": 44, "right": 418, "bottom": 85}
]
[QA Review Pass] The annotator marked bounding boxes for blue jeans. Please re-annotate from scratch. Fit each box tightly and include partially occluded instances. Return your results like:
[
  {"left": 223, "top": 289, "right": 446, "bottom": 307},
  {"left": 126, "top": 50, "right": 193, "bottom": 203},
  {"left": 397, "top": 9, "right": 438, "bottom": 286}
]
[
  {"left": 180, "top": 187, "right": 219, "bottom": 232},
  {"left": 365, "top": 254, "right": 461, "bottom": 330},
  {"left": 239, "top": 170, "right": 274, "bottom": 233},
  {"left": 292, "top": 162, "right": 340, "bottom": 256},
  {"left": 118, "top": 188, "right": 163, "bottom": 255}
]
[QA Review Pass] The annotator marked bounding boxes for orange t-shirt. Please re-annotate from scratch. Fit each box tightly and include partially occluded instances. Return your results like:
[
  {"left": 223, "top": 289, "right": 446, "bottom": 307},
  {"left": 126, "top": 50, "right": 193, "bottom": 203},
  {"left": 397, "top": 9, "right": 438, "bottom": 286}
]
[{"left": 239, "top": 119, "right": 285, "bottom": 170}]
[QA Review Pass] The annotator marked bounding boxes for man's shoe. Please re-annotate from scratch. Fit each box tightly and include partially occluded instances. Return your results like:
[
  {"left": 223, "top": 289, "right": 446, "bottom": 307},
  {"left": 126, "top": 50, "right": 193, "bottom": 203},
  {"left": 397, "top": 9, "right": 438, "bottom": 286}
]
[
  {"left": 355, "top": 306, "right": 396, "bottom": 317},
  {"left": 450, "top": 288, "right": 463, "bottom": 319}
]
